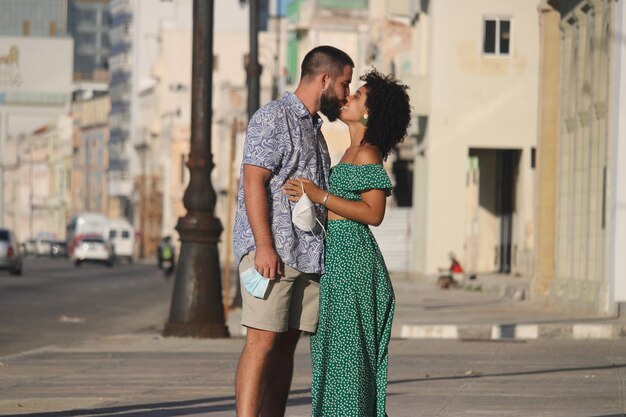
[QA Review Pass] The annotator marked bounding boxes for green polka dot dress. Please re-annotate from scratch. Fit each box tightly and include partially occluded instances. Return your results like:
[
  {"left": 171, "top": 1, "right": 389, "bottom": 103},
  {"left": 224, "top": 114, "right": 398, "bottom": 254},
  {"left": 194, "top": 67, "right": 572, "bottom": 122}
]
[{"left": 311, "top": 163, "right": 395, "bottom": 417}]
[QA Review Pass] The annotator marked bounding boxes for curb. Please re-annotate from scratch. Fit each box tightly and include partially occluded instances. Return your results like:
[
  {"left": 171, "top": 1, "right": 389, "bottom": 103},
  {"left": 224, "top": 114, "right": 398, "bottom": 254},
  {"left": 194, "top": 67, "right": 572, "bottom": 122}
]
[{"left": 400, "top": 322, "right": 626, "bottom": 340}]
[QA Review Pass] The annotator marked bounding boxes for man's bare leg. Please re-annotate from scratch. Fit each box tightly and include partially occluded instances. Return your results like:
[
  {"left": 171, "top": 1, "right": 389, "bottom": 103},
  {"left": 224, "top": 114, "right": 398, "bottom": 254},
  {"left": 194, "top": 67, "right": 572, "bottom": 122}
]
[
  {"left": 236, "top": 328, "right": 281, "bottom": 417},
  {"left": 260, "top": 328, "right": 301, "bottom": 417}
]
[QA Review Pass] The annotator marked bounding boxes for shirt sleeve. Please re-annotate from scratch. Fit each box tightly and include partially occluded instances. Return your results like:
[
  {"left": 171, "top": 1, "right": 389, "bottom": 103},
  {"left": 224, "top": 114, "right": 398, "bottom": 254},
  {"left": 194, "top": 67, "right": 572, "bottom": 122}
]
[{"left": 242, "top": 106, "right": 284, "bottom": 173}]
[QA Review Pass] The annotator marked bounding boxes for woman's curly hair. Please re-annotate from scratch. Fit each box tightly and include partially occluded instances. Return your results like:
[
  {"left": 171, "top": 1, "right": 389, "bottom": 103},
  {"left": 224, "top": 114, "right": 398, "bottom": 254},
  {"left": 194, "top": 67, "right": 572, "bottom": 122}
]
[{"left": 361, "top": 70, "right": 411, "bottom": 160}]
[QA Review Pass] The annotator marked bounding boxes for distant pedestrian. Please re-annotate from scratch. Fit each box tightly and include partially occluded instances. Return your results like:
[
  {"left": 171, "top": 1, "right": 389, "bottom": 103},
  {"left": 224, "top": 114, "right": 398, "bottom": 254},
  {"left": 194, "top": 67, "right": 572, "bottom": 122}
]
[
  {"left": 233, "top": 45, "right": 354, "bottom": 417},
  {"left": 437, "top": 252, "right": 464, "bottom": 289},
  {"left": 283, "top": 69, "right": 412, "bottom": 416}
]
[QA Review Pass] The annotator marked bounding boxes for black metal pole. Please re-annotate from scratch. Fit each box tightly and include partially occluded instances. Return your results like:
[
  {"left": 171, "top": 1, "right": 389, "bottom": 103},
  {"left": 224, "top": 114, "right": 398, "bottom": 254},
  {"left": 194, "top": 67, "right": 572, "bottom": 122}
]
[
  {"left": 248, "top": 0, "right": 261, "bottom": 120},
  {"left": 163, "top": 0, "right": 229, "bottom": 338}
]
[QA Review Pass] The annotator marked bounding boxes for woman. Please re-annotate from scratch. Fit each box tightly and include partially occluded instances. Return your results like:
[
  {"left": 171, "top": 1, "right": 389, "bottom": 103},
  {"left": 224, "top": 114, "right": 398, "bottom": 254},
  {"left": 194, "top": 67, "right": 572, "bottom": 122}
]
[{"left": 283, "top": 69, "right": 411, "bottom": 416}]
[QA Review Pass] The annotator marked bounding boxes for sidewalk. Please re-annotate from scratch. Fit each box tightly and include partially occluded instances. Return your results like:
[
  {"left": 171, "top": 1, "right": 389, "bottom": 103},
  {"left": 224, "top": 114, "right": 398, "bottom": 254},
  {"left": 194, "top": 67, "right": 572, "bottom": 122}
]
[
  {"left": 2, "top": 272, "right": 626, "bottom": 416},
  {"left": 392, "top": 272, "right": 626, "bottom": 341}
]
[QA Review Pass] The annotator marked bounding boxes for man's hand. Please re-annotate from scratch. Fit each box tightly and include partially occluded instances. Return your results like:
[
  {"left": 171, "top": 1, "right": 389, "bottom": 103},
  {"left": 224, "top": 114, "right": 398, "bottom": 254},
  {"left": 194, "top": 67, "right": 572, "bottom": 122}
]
[{"left": 255, "top": 244, "right": 282, "bottom": 279}]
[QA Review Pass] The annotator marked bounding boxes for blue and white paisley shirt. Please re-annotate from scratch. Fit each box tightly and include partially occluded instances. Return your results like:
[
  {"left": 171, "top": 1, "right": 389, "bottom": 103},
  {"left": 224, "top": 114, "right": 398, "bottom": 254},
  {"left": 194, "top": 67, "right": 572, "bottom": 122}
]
[{"left": 233, "top": 92, "right": 331, "bottom": 274}]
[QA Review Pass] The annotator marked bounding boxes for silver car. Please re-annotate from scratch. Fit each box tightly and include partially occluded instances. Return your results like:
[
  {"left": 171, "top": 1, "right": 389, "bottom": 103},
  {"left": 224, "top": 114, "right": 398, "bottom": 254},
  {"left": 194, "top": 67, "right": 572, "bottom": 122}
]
[{"left": 0, "top": 228, "right": 23, "bottom": 276}]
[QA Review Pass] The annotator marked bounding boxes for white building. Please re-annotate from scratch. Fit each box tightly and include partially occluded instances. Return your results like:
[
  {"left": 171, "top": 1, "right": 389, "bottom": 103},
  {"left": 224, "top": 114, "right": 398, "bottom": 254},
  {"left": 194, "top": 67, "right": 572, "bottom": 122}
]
[
  {"left": 107, "top": 0, "right": 192, "bottom": 222},
  {"left": 0, "top": 36, "right": 73, "bottom": 229},
  {"left": 611, "top": 0, "right": 626, "bottom": 312},
  {"left": 411, "top": 0, "right": 540, "bottom": 277},
  {"left": 3, "top": 115, "right": 73, "bottom": 242},
  {"left": 143, "top": 1, "right": 279, "bottom": 262}
]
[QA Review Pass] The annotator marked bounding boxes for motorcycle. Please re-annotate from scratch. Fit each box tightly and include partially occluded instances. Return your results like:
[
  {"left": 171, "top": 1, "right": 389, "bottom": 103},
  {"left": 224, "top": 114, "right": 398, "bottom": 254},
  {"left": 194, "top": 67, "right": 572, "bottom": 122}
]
[{"left": 161, "top": 257, "right": 175, "bottom": 278}]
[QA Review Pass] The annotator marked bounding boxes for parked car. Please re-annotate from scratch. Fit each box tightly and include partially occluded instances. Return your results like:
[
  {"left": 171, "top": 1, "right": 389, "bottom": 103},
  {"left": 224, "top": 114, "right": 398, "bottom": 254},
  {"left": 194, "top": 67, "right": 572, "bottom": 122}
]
[
  {"left": 0, "top": 228, "right": 23, "bottom": 275},
  {"left": 22, "top": 239, "right": 36, "bottom": 256},
  {"left": 72, "top": 235, "right": 114, "bottom": 267},
  {"left": 35, "top": 232, "right": 55, "bottom": 257},
  {"left": 50, "top": 240, "right": 67, "bottom": 257}
]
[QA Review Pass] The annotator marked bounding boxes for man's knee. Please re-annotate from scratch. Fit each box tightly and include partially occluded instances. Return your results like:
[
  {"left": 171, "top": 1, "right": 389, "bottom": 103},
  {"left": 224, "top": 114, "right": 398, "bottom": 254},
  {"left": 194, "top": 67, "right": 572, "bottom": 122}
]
[
  {"left": 276, "top": 329, "right": 301, "bottom": 354},
  {"left": 244, "top": 328, "right": 282, "bottom": 356}
]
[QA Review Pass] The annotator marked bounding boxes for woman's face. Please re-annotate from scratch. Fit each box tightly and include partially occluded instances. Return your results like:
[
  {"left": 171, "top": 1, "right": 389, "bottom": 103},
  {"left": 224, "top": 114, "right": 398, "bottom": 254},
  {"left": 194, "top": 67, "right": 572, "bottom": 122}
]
[{"left": 339, "top": 85, "right": 368, "bottom": 124}]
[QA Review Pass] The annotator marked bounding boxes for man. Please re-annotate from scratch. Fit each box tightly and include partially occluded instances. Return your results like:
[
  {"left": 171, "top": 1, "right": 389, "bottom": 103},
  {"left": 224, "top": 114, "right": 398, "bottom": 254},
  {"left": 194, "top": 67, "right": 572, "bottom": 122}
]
[{"left": 233, "top": 46, "right": 354, "bottom": 417}]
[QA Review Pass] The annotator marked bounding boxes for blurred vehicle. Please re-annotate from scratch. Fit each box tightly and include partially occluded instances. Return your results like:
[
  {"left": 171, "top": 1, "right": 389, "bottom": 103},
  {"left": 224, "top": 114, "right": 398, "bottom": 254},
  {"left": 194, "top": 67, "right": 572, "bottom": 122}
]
[
  {"left": 50, "top": 240, "right": 67, "bottom": 257},
  {"left": 157, "top": 236, "right": 176, "bottom": 279},
  {"left": 22, "top": 239, "right": 36, "bottom": 256},
  {"left": 0, "top": 228, "right": 23, "bottom": 275},
  {"left": 67, "top": 213, "right": 108, "bottom": 258},
  {"left": 72, "top": 235, "right": 114, "bottom": 267},
  {"left": 108, "top": 218, "right": 135, "bottom": 263},
  {"left": 35, "top": 232, "right": 55, "bottom": 256}
]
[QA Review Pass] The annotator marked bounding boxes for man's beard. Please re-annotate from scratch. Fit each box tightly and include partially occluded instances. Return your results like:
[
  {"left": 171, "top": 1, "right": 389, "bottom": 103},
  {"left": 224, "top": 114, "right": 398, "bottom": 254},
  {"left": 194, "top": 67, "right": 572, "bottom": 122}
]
[{"left": 320, "top": 88, "right": 342, "bottom": 122}]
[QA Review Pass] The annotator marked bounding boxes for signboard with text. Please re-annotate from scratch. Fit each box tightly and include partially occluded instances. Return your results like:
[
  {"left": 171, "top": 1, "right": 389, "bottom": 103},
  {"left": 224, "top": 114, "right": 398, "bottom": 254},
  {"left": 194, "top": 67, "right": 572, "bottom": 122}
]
[{"left": 0, "top": 36, "right": 73, "bottom": 94}]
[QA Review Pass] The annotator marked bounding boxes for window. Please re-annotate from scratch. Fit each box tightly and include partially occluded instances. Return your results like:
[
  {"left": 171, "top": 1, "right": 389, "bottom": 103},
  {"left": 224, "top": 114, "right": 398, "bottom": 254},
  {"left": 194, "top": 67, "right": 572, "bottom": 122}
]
[{"left": 483, "top": 18, "right": 511, "bottom": 56}]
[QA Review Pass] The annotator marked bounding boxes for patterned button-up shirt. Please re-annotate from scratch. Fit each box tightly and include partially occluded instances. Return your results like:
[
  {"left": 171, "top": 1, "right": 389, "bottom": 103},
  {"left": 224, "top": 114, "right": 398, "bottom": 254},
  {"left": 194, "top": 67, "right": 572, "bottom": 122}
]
[{"left": 233, "top": 92, "right": 331, "bottom": 274}]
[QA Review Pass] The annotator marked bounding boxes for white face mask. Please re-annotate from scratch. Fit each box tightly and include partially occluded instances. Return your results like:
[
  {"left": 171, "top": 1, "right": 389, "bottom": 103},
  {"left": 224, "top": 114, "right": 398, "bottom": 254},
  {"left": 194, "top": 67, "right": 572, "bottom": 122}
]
[{"left": 292, "top": 181, "right": 325, "bottom": 235}]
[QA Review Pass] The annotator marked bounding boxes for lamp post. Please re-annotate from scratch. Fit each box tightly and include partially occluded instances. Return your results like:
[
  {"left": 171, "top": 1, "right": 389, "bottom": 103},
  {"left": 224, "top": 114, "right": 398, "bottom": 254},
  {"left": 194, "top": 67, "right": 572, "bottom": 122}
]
[
  {"left": 163, "top": 0, "right": 229, "bottom": 338},
  {"left": 247, "top": 0, "right": 261, "bottom": 120}
]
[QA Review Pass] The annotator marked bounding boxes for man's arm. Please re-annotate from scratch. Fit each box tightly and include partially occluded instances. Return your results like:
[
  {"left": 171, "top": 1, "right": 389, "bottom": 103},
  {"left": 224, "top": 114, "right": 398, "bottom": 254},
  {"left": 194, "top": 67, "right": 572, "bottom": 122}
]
[{"left": 243, "top": 164, "right": 282, "bottom": 279}]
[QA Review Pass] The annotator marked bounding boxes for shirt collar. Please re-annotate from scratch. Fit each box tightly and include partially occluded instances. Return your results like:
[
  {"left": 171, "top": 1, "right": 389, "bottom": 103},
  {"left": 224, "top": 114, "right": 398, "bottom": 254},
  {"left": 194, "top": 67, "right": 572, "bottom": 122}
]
[{"left": 284, "top": 92, "right": 324, "bottom": 128}]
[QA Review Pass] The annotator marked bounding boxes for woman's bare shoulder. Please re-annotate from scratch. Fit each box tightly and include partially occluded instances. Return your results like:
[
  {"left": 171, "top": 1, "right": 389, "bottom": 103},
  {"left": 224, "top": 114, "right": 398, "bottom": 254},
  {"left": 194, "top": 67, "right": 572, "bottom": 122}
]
[{"left": 353, "top": 145, "right": 383, "bottom": 165}]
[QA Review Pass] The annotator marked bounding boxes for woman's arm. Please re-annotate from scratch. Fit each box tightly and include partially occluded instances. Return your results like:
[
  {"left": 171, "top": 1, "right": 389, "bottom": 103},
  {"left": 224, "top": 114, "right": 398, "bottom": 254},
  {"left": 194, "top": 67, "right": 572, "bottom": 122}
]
[{"left": 285, "top": 179, "right": 387, "bottom": 226}]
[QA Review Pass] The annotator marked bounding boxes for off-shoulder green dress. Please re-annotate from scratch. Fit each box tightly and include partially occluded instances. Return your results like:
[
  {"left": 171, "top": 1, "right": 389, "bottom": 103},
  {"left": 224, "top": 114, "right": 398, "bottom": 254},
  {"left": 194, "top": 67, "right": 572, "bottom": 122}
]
[{"left": 310, "top": 163, "right": 395, "bottom": 417}]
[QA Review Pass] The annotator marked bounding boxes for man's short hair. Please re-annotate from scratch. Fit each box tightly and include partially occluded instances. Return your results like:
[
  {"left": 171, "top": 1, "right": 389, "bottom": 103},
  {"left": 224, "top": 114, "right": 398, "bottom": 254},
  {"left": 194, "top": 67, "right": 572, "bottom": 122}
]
[{"left": 300, "top": 45, "right": 354, "bottom": 80}]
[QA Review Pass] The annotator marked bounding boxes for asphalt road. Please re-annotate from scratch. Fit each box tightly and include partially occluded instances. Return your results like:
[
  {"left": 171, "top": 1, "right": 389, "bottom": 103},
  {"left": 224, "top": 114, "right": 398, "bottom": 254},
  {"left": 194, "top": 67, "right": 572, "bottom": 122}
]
[{"left": 0, "top": 256, "right": 173, "bottom": 356}]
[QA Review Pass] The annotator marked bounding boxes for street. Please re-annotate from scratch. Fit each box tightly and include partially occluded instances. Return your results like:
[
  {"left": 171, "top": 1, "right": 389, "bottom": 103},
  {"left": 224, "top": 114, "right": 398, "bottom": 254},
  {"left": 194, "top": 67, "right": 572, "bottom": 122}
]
[{"left": 0, "top": 257, "right": 172, "bottom": 356}]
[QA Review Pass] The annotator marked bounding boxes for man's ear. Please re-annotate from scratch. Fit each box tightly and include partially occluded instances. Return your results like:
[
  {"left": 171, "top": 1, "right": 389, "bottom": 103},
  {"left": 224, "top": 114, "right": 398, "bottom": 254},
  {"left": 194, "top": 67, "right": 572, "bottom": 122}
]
[{"left": 321, "top": 72, "right": 331, "bottom": 90}]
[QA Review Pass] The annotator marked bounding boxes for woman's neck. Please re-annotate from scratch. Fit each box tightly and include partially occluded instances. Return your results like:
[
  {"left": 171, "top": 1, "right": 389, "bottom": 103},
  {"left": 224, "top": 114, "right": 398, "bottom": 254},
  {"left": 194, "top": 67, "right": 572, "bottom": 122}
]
[{"left": 347, "top": 122, "right": 367, "bottom": 148}]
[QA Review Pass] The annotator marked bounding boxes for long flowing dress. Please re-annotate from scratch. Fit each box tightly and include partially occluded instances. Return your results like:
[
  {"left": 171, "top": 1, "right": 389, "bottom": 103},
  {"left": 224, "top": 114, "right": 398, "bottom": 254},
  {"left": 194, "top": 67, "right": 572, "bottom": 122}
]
[{"left": 311, "top": 163, "right": 395, "bottom": 417}]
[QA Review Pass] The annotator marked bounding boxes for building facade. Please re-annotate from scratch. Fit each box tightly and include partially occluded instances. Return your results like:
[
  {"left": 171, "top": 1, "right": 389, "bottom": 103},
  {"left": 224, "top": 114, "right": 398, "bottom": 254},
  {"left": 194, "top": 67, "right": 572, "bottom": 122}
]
[
  {"left": 0, "top": 36, "right": 74, "bottom": 229},
  {"left": 107, "top": 0, "right": 192, "bottom": 226},
  {"left": 410, "top": 0, "right": 540, "bottom": 278},
  {"left": 46, "top": 116, "right": 74, "bottom": 239},
  {"left": 71, "top": 95, "right": 110, "bottom": 217},
  {"left": 68, "top": 0, "right": 110, "bottom": 82},
  {"left": 531, "top": 0, "right": 626, "bottom": 315},
  {"left": 2, "top": 116, "right": 72, "bottom": 242},
  {"left": 0, "top": 0, "right": 68, "bottom": 37}
]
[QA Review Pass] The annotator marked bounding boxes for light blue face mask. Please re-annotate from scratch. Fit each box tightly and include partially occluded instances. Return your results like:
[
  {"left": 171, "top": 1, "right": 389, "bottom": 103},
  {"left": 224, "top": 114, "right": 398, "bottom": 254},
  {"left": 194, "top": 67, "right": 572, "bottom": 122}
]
[{"left": 240, "top": 267, "right": 270, "bottom": 299}]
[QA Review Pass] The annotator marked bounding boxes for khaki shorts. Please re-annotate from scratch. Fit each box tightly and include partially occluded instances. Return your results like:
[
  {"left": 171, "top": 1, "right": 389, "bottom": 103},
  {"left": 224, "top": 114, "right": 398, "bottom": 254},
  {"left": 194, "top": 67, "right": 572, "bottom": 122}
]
[{"left": 239, "top": 251, "right": 320, "bottom": 333}]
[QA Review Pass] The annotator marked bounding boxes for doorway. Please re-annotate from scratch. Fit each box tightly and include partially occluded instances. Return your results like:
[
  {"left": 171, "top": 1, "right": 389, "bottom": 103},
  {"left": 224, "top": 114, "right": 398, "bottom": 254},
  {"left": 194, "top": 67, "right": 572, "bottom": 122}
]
[{"left": 467, "top": 148, "right": 521, "bottom": 274}]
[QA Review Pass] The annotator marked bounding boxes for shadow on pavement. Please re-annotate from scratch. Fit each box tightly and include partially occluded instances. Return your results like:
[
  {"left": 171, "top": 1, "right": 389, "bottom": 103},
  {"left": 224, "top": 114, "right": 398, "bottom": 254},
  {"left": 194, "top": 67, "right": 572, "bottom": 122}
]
[
  {"left": 591, "top": 415, "right": 626, "bottom": 417},
  {"left": 388, "top": 363, "right": 626, "bottom": 385},
  {"left": 9, "top": 389, "right": 312, "bottom": 417}
]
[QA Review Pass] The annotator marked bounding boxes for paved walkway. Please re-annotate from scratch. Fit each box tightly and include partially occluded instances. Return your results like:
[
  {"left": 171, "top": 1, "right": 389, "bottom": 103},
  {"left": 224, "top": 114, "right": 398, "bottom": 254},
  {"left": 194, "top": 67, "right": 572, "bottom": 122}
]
[{"left": 2, "top": 272, "right": 626, "bottom": 416}]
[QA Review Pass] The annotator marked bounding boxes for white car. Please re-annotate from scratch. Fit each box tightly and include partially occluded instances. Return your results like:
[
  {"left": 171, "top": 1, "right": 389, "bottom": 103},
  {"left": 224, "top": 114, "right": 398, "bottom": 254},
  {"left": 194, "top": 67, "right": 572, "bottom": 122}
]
[{"left": 73, "top": 236, "right": 114, "bottom": 267}]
